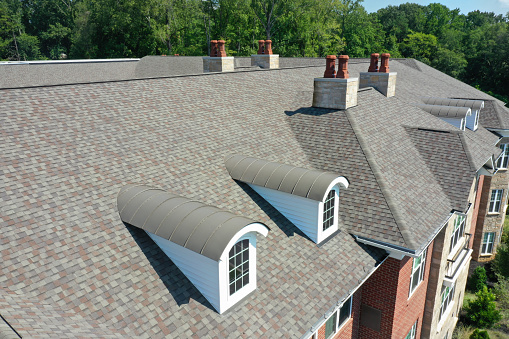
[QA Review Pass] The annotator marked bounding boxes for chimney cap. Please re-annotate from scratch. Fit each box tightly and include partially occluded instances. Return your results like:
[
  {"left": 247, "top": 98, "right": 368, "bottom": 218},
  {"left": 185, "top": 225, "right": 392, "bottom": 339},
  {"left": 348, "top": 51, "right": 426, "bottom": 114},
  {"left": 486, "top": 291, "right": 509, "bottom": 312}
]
[
  {"left": 326, "top": 55, "right": 337, "bottom": 59},
  {"left": 338, "top": 55, "right": 349, "bottom": 60}
]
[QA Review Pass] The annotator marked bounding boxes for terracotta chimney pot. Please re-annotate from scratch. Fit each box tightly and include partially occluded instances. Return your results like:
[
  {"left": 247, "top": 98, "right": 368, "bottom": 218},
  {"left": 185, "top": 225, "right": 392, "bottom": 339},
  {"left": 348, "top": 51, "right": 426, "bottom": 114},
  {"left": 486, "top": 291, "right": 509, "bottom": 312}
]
[
  {"left": 217, "top": 40, "right": 226, "bottom": 57},
  {"left": 380, "top": 53, "right": 390, "bottom": 73},
  {"left": 258, "top": 40, "right": 265, "bottom": 54},
  {"left": 337, "top": 55, "right": 350, "bottom": 79},
  {"left": 324, "top": 55, "right": 337, "bottom": 78},
  {"left": 264, "top": 40, "right": 273, "bottom": 55},
  {"left": 210, "top": 40, "right": 218, "bottom": 57},
  {"left": 368, "top": 53, "right": 379, "bottom": 72}
]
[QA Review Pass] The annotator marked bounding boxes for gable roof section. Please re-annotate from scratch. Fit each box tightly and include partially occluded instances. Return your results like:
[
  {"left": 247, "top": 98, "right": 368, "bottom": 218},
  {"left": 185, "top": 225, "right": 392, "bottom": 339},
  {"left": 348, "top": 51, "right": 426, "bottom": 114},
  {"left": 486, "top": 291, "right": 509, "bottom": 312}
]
[
  {"left": 225, "top": 154, "right": 349, "bottom": 201},
  {"left": 479, "top": 100, "right": 509, "bottom": 130},
  {"left": 117, "top": 184, "right": 268, "bottom": 261},
  {"left": 460, "top": 126, "right": 502, "bottom": 171},
  {"left": 405, "top": 128, "right": 474, "bottom": 212}
]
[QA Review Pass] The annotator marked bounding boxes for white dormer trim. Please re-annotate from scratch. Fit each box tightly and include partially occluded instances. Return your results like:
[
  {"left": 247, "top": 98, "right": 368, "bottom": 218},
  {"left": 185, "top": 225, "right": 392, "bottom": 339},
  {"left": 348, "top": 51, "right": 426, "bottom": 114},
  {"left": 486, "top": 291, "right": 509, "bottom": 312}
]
[{"left": 146, "top": 223, "right": 268, "bottom": 314}]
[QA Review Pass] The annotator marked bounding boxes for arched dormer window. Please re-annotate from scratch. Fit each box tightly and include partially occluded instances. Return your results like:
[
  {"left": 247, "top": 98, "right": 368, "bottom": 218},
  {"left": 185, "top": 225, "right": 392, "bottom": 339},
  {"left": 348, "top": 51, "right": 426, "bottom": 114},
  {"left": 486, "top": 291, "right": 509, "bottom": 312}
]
[
  {"left": 117, "top": 184, "right": 269, "bottom": 314},
  {"left": 323, "top": 190, "right": 336, "bottom": 232}
]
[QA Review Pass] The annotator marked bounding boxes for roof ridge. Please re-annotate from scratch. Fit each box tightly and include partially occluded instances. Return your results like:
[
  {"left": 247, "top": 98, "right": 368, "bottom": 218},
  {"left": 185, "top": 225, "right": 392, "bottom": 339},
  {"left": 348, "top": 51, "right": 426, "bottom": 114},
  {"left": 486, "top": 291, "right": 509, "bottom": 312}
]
[
  {"left": 493, "top": 101, "right": 509, "bottom": 129},
  {"left": 345, "top": 110, "right": 417, "bottom": 249},
  {"left": 457, "top": 133, "right": 478, "bottom": 172}
]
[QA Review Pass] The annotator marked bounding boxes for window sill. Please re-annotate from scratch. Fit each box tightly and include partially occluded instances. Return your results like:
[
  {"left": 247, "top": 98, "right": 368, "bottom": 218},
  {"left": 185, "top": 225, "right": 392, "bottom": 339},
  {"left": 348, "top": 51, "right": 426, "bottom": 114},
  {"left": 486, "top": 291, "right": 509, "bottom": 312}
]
[
  {"left": 480, "top": 253, "right": 493, "bottom": 256},
  {"left": 408, "top": 281, "right": 423, "bottom": 300},
  {"left": 487, "top": 212, "right": 501, "bottom": 216},
  {"left": 437, "top": 306, "right": 455, "bottom": 333}
]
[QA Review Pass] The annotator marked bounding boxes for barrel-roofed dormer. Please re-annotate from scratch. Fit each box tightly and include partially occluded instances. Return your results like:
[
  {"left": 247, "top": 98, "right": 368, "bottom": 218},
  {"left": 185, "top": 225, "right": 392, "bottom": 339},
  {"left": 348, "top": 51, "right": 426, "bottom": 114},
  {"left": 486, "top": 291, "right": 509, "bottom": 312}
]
[
  {"left": 225, "top": 155, "right": 349, "bottom": 244},
  {"left": 117, "top": 184, "right": 269, "bottom": 314}
]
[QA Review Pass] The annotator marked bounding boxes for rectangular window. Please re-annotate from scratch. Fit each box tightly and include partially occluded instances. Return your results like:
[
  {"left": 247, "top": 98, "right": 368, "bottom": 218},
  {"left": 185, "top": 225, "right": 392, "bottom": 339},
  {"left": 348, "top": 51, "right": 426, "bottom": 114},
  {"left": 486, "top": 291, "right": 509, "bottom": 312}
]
[
  {"left": 410, "top": 249, "right": 427, "bottom": 295},
  {"left": 440, "top": 285, "right": 455, "bottom": 320},
  {"left": 323, "top": 296, "right": 352, "bottom": 339},
  {"left": 323, "top": 190, "right": 335, "bottom": 232},
  {"left": 450, "top": 214, "right": 466, "bottom": 253},
  {"left": 228, "top": 239, "right": 249, "bottom": 295},
  {"left": 497, "top": 144, "right": 509, "bottom": 169},
  {"left": 324, "top": 311, "right": 337, "bottom": 339},
  {"left": 489, "top": 189, "right": 503, "bottom": 213},
  {"left": 404, "top": 319, "right": 418, "bottom": 339},
  {"left": 482, "top": 232, "right": 495, "bottom": 254}
]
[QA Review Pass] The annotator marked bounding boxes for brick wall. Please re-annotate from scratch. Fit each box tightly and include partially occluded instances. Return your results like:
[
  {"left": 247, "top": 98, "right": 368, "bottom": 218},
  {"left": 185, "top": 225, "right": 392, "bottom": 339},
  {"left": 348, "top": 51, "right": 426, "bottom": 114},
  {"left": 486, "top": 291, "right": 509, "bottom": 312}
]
[
  {"left": 472, "top": 175, "right": 492, "bottom": 260},
  {"left": 358, "top": 244, "right": 433, "bottom": 339}
]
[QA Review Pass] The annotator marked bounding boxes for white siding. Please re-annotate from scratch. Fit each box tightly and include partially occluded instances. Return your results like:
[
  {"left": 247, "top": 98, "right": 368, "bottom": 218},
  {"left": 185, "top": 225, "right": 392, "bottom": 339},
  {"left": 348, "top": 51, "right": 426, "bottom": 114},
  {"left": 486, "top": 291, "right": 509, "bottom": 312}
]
[
  {"left": 465, "top": 110, "right": 478, "bottom": 130},
  {"left": 440, "top": 117, "right": 462, "bottom": 129},
  {"left": 248, "top": 184, "right": 321, "bottom": 242},
  {"left": 147, "top": 232, "right": 221, "bottom": 312}
]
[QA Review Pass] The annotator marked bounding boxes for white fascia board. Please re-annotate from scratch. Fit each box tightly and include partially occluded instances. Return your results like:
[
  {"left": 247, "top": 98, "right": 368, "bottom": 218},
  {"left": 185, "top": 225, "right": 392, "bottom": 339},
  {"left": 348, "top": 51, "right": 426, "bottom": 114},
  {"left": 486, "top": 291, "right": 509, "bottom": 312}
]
[{"left": 487, "top": 129, "right": 509, "bottom": 138}]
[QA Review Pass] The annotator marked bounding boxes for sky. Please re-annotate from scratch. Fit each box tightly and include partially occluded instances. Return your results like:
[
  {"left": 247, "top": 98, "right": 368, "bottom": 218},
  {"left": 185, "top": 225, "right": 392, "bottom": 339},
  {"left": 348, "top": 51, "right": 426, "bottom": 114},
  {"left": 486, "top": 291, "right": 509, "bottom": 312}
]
[{"left": 362, "top": 0, "right": 509, "bottom": 16}]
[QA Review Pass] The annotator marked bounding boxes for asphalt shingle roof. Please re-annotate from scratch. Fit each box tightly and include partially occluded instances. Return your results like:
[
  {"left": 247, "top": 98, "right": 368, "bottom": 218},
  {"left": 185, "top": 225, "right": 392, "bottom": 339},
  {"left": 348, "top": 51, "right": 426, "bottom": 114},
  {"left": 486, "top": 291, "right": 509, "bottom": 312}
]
[{"left": 0, "top": 57, "right": 503, "bottom": 337}]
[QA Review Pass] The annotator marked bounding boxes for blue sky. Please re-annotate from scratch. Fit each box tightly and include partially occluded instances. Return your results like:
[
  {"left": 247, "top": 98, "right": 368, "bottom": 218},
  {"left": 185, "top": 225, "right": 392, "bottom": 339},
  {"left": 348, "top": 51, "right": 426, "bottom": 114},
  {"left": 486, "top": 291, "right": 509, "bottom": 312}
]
[{"left": 362, "top": 0, "right": 509, "bottom": 16}]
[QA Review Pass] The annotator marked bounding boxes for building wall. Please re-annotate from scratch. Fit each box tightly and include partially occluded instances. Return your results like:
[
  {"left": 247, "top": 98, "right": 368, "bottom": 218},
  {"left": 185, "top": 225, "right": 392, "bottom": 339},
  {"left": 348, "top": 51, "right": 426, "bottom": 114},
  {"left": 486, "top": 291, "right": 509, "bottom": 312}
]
[
  {"left": 472, "top": 137, "right": 509, "bottom": 262},
  {"left": 357, "top": 246, "right": 432, "bottom": 339},
  {"left": 422, "top": 178, "right": 477, "bottom": 338}
]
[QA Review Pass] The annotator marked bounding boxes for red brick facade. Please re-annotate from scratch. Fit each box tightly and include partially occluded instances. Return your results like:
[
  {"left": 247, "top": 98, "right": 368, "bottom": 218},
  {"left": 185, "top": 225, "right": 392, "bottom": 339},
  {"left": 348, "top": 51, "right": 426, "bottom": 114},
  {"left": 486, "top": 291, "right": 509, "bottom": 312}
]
[
  {"left": 358, "top": 242, "right": 433, "bottom": 339},
  {"left": 472, "top": 175, "right": 492, "bottom": 260}
]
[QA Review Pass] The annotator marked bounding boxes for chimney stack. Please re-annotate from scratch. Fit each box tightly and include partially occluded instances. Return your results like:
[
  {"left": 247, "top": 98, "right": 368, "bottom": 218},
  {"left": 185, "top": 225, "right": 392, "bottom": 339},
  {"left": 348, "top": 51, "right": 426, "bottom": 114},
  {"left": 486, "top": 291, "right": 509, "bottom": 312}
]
[
  {"left": 323, "top": 55, "right": 336, "bottom": 78},
  {"left": 210, "top": 40, "right": 218, "bottom": 57},
  {"left": 380, "top": 53, "right": 390, "bottom": 73},
  {"left": 203, "top": 39, "right": 234, "bottom": 73},
  {"left": 251, "top": 39, "right": 279, "bottom": 69},
  {"left": 368, "top": 53, "right": 379, "bottom": 72},
  {"left": 258, "top": 40, "right": 265, "bottom": 55},
  {"left": 360, "top": 52, "right": 397, "bottom": 97},
  {"left": 313, "top": 55, "right": 358, "bottom": 110}
]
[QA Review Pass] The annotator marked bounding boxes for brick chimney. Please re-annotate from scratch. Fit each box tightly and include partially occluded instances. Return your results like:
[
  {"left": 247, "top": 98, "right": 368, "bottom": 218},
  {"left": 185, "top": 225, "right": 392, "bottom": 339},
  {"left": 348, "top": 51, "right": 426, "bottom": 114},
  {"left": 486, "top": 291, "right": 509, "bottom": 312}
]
[
  {"left": 360, "top": 52, "right": 397, "bottom": 97},
  {"left": 313, "top": 55, "right": 358, "bottom": 110},
  {"left": 323, "top": 55, "right": 336, "bottom": 78},
  {"left": 251, "top": 39, "right": 279, "bottom": 69},
  {"left": 203, "top": 39, "right": 234, "bottom": 73},
  {"left": 258, "top": 40, "right": 265, "bottom": 55},
  {"left": 210, "top": 40, "right": 218, "bottom": 57}
]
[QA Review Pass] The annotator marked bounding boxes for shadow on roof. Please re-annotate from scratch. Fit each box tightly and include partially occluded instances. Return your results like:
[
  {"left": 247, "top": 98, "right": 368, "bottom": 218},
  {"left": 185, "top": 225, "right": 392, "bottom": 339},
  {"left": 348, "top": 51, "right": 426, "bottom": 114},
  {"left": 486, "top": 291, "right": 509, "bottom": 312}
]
[
  {"left": 124, "top": 223, "right": 214, "bottom": 311},
  {"left": 237, "top": 182, "right": 310, "bottom": 241},
  {"left": 285, "top": 107, "right": 339, "bottom": 117}
]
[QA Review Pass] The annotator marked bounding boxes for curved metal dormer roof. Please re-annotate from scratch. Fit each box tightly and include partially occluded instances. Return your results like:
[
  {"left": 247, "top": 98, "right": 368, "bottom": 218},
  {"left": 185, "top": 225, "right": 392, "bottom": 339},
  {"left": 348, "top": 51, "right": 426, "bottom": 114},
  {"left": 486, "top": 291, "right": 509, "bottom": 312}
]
[
  {"left": 117, "top": 184, "right": 269, "bottom": 261},
  {"left": 415, "top": 104, "right": 471, "bottom": 118},
  {"left": 421, "top": 97, "right": 484, "bottom": 110},
  {"left": 225, "top": 155, "right": 349, "bottom": 201}
]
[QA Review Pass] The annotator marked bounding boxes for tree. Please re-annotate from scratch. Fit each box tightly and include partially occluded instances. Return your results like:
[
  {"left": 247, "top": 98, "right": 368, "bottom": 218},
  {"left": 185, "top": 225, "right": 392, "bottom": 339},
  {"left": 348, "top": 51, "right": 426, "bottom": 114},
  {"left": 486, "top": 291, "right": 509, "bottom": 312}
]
[
  {"left": 470, "top": 329, "right": 490, "bottom": 339},
  {"left": 465, "top": 286, "right": 502, "bottom": 329},
  {"left": 493, "top": 274, "right": 509, "bottom": 309},
  {"left": 469, "top": 266, "right": 488, "bottom": 293},
  {"left": 400, "top": 31, "right": 438, "bottom": 64},
  {"left": 493, "top": 243, "right": 509, "bottom": 278}
]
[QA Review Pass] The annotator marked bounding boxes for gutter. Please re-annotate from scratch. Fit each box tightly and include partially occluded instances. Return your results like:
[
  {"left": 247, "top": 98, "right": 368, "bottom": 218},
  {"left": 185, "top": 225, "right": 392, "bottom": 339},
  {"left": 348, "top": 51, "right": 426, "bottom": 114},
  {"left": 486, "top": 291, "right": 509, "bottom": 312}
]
[{"left": 299, "top": 254, "right": 390, "bottom": 339}]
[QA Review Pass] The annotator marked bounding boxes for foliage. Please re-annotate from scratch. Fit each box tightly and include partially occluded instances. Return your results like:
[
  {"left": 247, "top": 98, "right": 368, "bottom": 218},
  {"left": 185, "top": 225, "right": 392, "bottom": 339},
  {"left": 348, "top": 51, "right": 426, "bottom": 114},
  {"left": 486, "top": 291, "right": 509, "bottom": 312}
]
[
  {"left": 470, "top": 329, "right": 490, "bottom": 339},
  {"left": 399, "top": 31, "right": 437, "bottom": 64},
  {"left": 494, "top": 244, "right": 509, "bottom": 279},
  {"left": 470, "top": 267, "right": 488, "bottom": 293},
  {"left": 493, "top": 274, "right": 509, "bottom": 309},
  {"left": 465, "top": 286, "right": 502, "bottom": 329}
]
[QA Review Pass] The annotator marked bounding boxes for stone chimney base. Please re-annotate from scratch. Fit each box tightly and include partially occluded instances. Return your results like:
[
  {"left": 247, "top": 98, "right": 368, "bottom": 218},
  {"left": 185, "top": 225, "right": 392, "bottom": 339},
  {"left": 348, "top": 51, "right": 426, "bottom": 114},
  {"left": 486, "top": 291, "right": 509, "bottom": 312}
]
[
  {"left": 312, "top": 78, "right": 359, "bottom": 110},
  {"left": 203, "top": 57, "right": 234, "bottom": 73},
  {"left": 251, "top": 54, "right": 279, "bottom": 69},
  {"left": 359, "top": 72, "right": 397, "bottom": 97}
]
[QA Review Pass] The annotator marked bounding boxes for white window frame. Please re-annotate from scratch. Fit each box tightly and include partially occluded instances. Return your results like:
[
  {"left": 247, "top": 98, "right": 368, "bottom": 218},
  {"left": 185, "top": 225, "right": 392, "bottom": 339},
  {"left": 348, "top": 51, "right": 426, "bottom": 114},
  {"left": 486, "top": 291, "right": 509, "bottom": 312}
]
[
  {"left": 449, "top": 214, "right": 466, "bottom": 253},
  {"left": 474, "top": 110, "right": 479, "bottom": 130},
  {"left": 320, "top": 295, "right": 353, "bottom": 339},
  {"left": 404, "top": 319, "right": 418, "bottom": 339},
  {"left": 497, "top": 144, "right": 509, "bottom": 169},
  {"left": 440, "top": 284, "right": 455, "bottom": 321},
  {"left": 322, "top": 190, "right": 336, "bottom": 232},
  {"left": 481, "top": 232, "right": 496, "bottom": 255},
  {"left": 409, "top": 248, "right": 427, "bottom": 296},
  {"left": 318, "top": 188, "right": 339, "bottom": 242},
  {"left": 489, "top": 189, "right": 503, "bottom": 213},
  {"left": 460, "top": 118, "right": 466, "bottom": 130}
]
